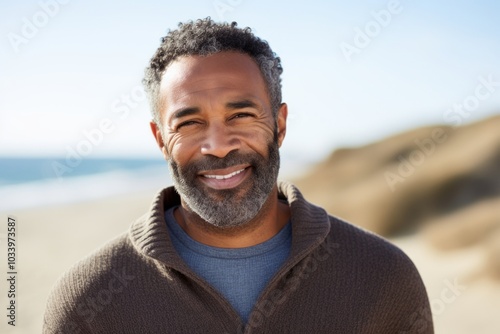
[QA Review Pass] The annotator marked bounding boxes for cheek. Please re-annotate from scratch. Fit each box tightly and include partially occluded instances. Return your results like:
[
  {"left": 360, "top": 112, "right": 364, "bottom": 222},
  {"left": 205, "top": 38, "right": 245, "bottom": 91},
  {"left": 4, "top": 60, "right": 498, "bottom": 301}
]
[
  {"left": 238, "top": 124, "right": 276, "bottom": 153},
  {"left": 240, "top": 130, "right": 268, "bottom": 146},
  {"left": 165, "top": 134, "right": 197, "bottom": 164}
]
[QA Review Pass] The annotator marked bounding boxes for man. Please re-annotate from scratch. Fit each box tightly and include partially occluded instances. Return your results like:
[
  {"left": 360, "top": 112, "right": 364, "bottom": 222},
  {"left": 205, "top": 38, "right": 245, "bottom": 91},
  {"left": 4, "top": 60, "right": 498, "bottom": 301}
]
[{"left": 43, "top": 18, "right": 433, "bottom": 333}]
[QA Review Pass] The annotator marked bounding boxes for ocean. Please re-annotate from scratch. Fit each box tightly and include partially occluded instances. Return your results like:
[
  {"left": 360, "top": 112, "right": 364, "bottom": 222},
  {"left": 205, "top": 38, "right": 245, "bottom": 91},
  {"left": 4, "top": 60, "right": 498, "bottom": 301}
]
[{"left": 0, "top": 157, "right": 171, "bottom": 212}]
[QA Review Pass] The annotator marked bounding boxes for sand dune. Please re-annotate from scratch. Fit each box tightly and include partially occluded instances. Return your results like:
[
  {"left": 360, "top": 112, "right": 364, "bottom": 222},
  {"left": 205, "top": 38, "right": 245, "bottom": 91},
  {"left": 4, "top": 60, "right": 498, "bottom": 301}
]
[{"left": 294, "top": 115, "right": 500, "bottom": 237}]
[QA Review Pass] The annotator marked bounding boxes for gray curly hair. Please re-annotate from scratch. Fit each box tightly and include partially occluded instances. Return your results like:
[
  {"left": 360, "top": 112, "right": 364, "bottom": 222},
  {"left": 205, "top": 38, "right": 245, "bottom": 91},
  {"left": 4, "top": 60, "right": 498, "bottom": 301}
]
[{"left": 143, "top": 18, "right": 283, "bottom": 125}]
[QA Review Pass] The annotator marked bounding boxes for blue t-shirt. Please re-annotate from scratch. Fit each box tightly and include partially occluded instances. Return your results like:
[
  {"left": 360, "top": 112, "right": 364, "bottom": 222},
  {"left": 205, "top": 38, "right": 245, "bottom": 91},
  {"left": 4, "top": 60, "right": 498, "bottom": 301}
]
[{"left": 165, "top": 207, "right": 292, "bottom": 323}]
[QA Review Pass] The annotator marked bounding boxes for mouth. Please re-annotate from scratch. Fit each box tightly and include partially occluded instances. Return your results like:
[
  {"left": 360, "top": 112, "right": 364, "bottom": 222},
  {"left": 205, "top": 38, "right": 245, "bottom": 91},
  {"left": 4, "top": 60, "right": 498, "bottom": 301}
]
[{"left": 198, "top": 165, "right": 251, "bottom": 190}]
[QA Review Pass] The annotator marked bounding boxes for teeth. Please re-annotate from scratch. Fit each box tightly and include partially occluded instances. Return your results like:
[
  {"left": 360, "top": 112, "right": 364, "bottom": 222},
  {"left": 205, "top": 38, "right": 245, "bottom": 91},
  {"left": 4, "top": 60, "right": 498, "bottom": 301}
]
[{"left": 204, "top": 168, "right": 245, "bottom": 180}]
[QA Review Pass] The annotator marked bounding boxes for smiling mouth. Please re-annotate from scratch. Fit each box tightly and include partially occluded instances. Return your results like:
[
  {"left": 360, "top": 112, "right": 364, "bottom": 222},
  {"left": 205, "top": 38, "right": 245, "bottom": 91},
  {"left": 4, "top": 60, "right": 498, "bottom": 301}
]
[
  {"left": 203, "top": 168, "right": 246, "bottom": 180},
  {"left": 198, "top": 166, "right": 251, "bottom": 190}
]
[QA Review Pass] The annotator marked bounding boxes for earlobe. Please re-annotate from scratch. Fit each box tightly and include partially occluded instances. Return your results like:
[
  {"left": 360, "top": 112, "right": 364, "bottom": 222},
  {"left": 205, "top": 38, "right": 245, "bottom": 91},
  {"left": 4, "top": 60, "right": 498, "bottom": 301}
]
[
  {"left": 150, "top": 121, "right": 170, "bottom": 160},
  {"left": 276, "top": 103, "right": 288, "bottom": 147}
]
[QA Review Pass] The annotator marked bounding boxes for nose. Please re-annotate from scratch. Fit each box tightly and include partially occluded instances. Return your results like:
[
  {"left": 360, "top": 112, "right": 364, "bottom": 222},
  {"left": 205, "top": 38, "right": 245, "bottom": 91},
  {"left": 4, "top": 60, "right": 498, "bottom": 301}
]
[{"left": 200, "top": 123, "right": 241, "bottom": 158}]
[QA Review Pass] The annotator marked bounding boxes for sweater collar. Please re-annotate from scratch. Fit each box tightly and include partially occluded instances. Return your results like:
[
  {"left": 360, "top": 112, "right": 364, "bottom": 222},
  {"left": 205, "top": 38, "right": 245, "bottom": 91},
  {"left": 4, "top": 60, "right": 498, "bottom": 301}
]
[
  {"left": 277, "top": 181, "right": 331, "bottom": 260},
  {"left": 129, "top": 181, "right": 331, "bottom": 270}
]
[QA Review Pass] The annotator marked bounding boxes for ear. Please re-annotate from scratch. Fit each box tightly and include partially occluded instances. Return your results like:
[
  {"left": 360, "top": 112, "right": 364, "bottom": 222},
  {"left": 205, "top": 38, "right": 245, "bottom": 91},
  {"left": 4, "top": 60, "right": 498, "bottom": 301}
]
[
  {"left": 276, "top": 103, "right": 288, "bottom": 147},
  {"left": 150, "top": 121, "right": 169, "bottom": 161}
]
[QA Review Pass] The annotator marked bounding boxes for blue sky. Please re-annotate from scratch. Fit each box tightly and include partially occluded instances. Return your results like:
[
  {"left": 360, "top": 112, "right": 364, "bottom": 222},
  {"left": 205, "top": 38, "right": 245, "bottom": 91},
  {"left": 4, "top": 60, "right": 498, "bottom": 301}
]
[{"left": 1, "top": 0, "right": 499, "bottom": 161}]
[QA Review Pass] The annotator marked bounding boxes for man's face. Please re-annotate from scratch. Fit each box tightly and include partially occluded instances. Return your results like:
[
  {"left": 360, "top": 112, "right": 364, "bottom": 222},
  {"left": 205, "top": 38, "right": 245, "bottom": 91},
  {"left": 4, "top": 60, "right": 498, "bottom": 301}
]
[{"left": 152, "top": 52, "right": 287, "bottom": 228}]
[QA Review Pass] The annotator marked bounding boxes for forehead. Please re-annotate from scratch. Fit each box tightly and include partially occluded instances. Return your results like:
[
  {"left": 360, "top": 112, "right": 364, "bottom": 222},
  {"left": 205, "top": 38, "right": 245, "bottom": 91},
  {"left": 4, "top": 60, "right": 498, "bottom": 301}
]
[{"left": 158, "top": 52, "right": 269, "bottom": 111}]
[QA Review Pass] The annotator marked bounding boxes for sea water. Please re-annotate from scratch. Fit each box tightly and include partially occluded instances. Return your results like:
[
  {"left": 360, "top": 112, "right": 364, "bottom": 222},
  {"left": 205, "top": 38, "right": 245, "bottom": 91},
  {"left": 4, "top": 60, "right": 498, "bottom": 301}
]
[{"left": 0, "top": 157, "right": 170, "bottom": 212}]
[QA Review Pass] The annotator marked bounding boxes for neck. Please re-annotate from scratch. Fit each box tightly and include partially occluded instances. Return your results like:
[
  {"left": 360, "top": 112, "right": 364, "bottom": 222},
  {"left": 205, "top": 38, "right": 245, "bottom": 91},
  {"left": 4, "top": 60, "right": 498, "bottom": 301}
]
[{"left": 174, "top": 187, "right": 290, "bottom": 248}]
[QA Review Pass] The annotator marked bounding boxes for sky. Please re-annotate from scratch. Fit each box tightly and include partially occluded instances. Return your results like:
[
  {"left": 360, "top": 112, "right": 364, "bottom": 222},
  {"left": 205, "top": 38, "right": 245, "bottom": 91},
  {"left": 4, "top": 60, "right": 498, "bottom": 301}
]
[{"left": 1, "top": 0, "right": 499, "bottom": 162}]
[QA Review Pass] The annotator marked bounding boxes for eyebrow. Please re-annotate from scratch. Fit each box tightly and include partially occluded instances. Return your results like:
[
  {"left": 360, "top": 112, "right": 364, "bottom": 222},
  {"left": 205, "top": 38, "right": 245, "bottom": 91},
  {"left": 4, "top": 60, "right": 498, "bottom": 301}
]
[
  {"left": 171, "top": 99, "right": 260, "bottom": 121},
  {"left": 172, "top": 107, "right": 200, "bottom": 120},
  {"left": 225, "top": 99, "right": 260, "bottom": 110}
]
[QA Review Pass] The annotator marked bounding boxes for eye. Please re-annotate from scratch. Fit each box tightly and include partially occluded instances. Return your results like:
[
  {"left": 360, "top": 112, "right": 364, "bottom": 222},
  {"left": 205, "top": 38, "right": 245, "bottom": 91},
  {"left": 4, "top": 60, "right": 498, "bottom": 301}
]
[
  {"left": 176, "top": 120, "right": 199, "bottom": 130},
  {"left": 231, "top": 112, "right": 254, "bottom": 120}
]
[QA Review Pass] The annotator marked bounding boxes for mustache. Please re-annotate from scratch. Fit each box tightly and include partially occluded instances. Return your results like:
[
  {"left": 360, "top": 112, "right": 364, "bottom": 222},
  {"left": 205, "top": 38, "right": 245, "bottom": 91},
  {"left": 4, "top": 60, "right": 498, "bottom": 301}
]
[{"left": 175, "top": 150, "right": 258, "bottom": 174}]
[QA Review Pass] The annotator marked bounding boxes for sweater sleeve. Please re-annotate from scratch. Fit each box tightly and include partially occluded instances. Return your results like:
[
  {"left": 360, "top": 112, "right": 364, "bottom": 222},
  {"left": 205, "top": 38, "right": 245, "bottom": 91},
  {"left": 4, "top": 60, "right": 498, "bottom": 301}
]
[
  {"left": 42, "top": 269, "right": 93, "bottom": 334},
  {"left": 42, "top": 235, "right": 129, "bottom": 334},
  {"left": 373, "top": 242, "right": 434, "bottom": 334},
  {"left": 329, "top": 215, "right": 435, "bottom": 333},
  {"left": 399, "top": 259, "right": 434, "bottom": 333}
]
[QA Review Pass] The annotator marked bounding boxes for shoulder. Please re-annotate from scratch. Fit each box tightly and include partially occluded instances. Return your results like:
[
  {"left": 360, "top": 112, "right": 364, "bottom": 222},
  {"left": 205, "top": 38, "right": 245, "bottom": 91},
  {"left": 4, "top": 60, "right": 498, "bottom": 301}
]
[
  {"left": 327, "top": 214, "right": 421, "bottom": 279},
  {"left": 44, "top": 232, "right": 132, "bottom": 297},
  {"left": 324, "top": 215, "right": 433, "bottom": 332},
  {"left": 43, "top": 232, "right": 138, "bottom": 333}
]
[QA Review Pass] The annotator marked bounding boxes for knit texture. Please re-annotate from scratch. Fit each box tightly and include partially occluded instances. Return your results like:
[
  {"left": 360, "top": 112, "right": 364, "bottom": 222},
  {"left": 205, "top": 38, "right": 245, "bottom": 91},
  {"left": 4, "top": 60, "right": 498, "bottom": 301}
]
[
  {"left": 43, "top": 182, "right": 434, "bottom": 333},
  {"left": 165, "top": 206, "right": 292, "bottom": 323}
]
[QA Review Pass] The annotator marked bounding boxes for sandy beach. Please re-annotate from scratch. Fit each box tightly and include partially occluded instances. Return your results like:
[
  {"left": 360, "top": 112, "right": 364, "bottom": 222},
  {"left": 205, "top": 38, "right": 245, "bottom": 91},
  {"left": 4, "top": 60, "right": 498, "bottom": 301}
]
[
  {"left": 1, "top": 187, "right": 499, "bottom": 333},
  {"left": 392, "top": 235, "right": 500, "bottom": 333},
  {"left": 0, "top": 189, "right": 157, "bottom": 334}
]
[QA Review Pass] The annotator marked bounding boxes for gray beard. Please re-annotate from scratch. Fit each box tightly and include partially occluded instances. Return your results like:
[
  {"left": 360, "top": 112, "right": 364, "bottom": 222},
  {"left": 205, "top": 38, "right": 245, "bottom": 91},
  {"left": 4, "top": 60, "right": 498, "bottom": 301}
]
[{"left": 168, "top": 140, "right": 280, "bottom": 229}]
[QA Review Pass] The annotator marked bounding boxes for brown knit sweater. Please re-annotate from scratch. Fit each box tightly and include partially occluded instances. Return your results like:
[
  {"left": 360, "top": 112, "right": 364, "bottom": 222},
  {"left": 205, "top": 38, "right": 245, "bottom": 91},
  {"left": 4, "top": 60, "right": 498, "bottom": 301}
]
[{"left": 43, "top": 182, "right": 433, "bottom": 333}]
